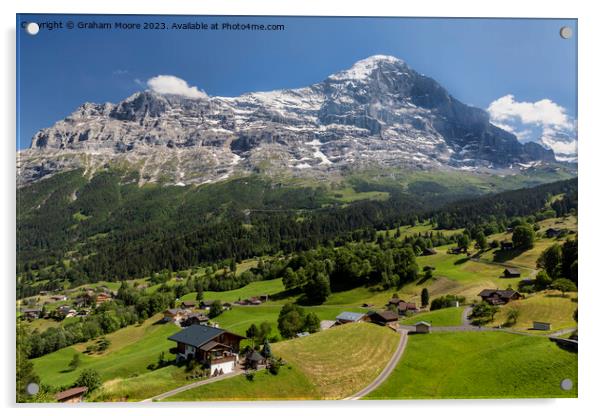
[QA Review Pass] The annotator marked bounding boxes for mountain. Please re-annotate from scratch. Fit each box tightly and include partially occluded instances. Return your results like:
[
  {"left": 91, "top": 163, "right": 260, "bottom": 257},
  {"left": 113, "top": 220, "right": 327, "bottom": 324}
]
[{"left": 17, "top": 55, "right": 556, "bottom": 186}]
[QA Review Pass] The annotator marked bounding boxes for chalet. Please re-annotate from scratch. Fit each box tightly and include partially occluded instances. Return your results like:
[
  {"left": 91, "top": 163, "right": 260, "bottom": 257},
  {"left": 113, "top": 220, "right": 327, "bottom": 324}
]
[
  {"left": 245, "top": 350, "right": 266, "bottom": 370},
  {"left": 39, "top": 290, "right": 49, "bottom": 296},
  {"left": 335, "top": 311, "right": 366, "bottom": 324},
  {"left": 387, "top": 297, "right": 403, "bottom": 306},
  {"left": 248, "top": 297, "right": 262, "bottom": 305},
  {"left": 259, "top": 294, "right": 269, "bottom": 302},
  {"left": 223, "top": 302, "right": 233, "bottom": 310},
  {"left": 414, "top": 321, "right": 431, "bottom": 334},
  {"left": 503, "top": 268, "right": 521, "bottom": 278},
  {"left": 168, "top": 324, "right": 244, "bottom": 375},
  {"left": 21, "top": 308, "right": 42, "bottom": 320},
  {"left": 368, "top": 310, "right": 399, "bottom": 326},
  {"left": 199, "top": 300, "right": 215, "bottom": 310},
  {"left": 478, "top": 289, "right": 522, "bottom": 305},
  {"left": 533, "top": 321, "right": 552, "bottom": 331},
  {"left": 50, "top": 295, "right": 68, "bottom": 302},
  {"left": 55, "top": 386, "right": 88, "bottom": 403},
  {"left": 422, "top": 248, "right": 437, "bottom": 256},
  {"left": 181, "top": 300, "right": 197, "bottom": 309},
  {"left": 545, "top": 228, "right": 562, "bottom": 238},
  {"left": 397, "top": 301, "right": 418, "bottom": 315},
  {"left": 181, "top": 313, "right": 209, "bottom": 327},
  {"left": 95, "top": 292, "right": 112, "bottom": 306},
  {"left": 501, "top": 242, "right": 514, "bottom": 251},
  {"left": 163, "top": 308, "right": 187, "bottom": 323},
  {"left": 57, "top": 305, "right": 77, "bottom": 319},
  {"left": 449, "top": 247, "right": 463, "bottom": 255}
]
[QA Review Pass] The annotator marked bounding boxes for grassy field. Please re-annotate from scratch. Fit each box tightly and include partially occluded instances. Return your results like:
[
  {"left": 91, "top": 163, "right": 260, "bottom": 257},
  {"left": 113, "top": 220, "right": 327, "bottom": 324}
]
[
  {"left": 32, "top": 315, "right": 180, "bottom": 388},
  {"left": 163, "top": 365, "right": 319, "bottom": 402},
  {"left": 489, "top": 291, "right": 578, "bottom": 333},
  {"left": 402, "top": 307, "right": 464, "bottom": 327},
  {"left": 273, "top": 323, "right": 399, "bottom": 399},
  {"left": 366, "top": 331, "right": 577, "bottom": 399}
]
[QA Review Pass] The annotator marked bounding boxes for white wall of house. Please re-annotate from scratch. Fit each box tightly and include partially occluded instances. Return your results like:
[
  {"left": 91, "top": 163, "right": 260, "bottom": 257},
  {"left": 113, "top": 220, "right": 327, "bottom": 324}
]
[{"left": 211, "top": 358, "right": 236, "bottom": 375}]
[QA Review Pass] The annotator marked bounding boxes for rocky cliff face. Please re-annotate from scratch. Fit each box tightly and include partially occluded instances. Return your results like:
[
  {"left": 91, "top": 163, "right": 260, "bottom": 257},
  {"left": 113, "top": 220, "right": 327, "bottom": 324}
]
[{"left": 17, "top": 55, "right": 555, "bottom": 186}]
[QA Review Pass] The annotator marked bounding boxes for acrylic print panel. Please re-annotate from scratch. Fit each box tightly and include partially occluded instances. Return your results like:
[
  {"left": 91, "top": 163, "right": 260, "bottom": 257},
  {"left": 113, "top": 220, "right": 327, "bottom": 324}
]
[{"left": 16, "top": 14, "right": 577, "bottom": 403}]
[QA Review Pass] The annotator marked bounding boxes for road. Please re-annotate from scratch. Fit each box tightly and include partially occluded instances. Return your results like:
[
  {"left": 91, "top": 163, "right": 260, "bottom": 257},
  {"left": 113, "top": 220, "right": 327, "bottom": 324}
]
[
  {"left": 342, "top": 329, "right": 408, "bottom": 400},
  {"left": 141, "top": 369, "right": 243, "bottom": 402}
]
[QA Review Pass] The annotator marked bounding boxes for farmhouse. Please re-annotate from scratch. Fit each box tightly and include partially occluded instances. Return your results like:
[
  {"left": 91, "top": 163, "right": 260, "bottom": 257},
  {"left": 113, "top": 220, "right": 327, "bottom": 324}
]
[
  {"left": 50, "top": 295, "right": 68, "bottom": 302},
  {"left": 181, "top": 313, "right": 209, "bottom": 327},
  {"left": 503, "top": 268, "right": 521, "bottom": 278},
  {"left": 533, "top": 321, "right": 552, "bottom": 331},
  {"left": 55, "top": 386, "right": 88, "bottom": 403},
  {"left": 163, "top": 308, "right": 187, "bottom": 323},
  {"left": 168, "top": 325, "right": 244, "bottom": 375},
  {"left": 21, "top": 308, "right": 42, "bottom": 320},
  {"left": 478, "top": 289, "right": 522, "bottom": 305},
  {"left": 449, "top": 247, "right": 463, "bottom": 255},
  {"left": 245, "top": 350, "right": 266, "bottom": 370},
  {"left": 414, "top": 321, "right": 431, "bottom": 334},
  {"left": 180, "top": 300, "right": 196, "bottom": 309},
  {"left": 397, "top": 301, "right": 418, "bottom": 315},
  {"left": 387, "top": 297, "right": 403, "bottom": 306},
  {"left": 95, "top": 292, "right": 112, "bottom": 306},
  {"left": 336, "top": 311, "right": 366, "bottom": 324},
  {"left": 57, "top": 305, "right": 77, "bottom": 319},
  {"left": 545, "top": 228, "right": 562, "bottom": 238},
  {"left": 368, "top": 310, "right": 399, "bottom": 326},
  {"left": 199, "top": 300, "right": 215, "bottom": 310},
  {"left": 501, "top": 242, "right": 514, "bottom": 251}
]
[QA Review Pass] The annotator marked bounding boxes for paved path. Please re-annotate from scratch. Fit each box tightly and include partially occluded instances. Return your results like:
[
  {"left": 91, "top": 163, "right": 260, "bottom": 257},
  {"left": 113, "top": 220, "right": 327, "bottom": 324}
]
[
  {"left": 141, "top": 369, "right": 243, "bottom": 402},
  {"left": 343, "top": 329, "right": 408, "bottom": 400}
]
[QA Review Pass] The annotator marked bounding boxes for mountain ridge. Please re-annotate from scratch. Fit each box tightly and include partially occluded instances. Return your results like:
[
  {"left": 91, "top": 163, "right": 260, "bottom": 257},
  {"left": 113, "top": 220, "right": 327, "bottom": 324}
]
[{"left": 18, "top": 55, "right": 557, "bottom": 186}]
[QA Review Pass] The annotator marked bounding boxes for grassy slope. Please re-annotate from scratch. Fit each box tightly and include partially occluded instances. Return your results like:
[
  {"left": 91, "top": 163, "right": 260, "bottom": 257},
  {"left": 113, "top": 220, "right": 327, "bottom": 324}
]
[
  {"left": 366, "top": 331, "right": 577, "bottom": 399},
  {"left": 490, "top": 291, "right": 578, "bottom": 332},
  {"left": 273, "top": 323, "right": 399, "bottom": 399},
  {"left": 32, "top": 315, "right": 179, "bottom": 387},
  {"left": 402, "top": 307, "right": 464, "bottom": 327},
  {"left": 165, "top": 323, "right": 399, "bottom": 401},
  {"left": 180, "top": 279, "right": 285, "bottom": 303},
  {"left": 162, "top": 366, "right": 319, "bottom": 402}
]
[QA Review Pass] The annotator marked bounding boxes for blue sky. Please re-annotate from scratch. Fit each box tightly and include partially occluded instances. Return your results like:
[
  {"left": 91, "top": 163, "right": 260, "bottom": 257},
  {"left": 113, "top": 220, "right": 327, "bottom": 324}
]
[{"left": 17, "top": 15, "right": 577, "bottom": 157}]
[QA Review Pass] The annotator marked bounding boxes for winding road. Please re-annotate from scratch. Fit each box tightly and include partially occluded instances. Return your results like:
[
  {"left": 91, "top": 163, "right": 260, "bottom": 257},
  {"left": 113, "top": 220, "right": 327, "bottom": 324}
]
[{"left": 342, "top": 328, "right": 408, "bottom": 400}]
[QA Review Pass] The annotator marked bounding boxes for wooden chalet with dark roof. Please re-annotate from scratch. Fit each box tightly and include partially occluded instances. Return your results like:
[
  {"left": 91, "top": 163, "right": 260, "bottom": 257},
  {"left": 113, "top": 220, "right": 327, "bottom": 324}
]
[
  {"left": 368, "top": 310, "right": 399, "bottom": 326},
  {"left": 479, "top": 289, "right": 522, "bottom": 305},
  {"left": 503, "top": 268, "right": 521, "bottom": 278},
  {"left": 168, "top": 324, "right": 244, "bottom": 375}
]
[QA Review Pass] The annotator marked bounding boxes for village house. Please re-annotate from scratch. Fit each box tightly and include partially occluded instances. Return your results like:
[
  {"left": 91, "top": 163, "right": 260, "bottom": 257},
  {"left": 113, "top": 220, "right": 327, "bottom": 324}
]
[
  {"left": 180, "top": 300, "right": 196, "bottom": 309},
  {"left": 21, "top": 308, "right": 42, "bottom": 320},
  {"left": 55, "top": 386, "right": 88, "bottom": 403},
  {"left": 449, "top": 247, "right": 463, "bottom": 255},
  {"left": 368, "top": 310, "right": 399, "bottom": 326},
  {"left": 503, "top": 268, "right": 521, "bottom": 278},
  {"left": 478, "top": 289, "right": 522, "bottom": 305},
  {"left": 245, "top": 350, "right": 267, "bottom": 370},
  {"left": 57, "top": 305, "right": 77, "bottom": 319},
  {"left": 181, "top": 313, "right": 209, "bottom": 327},
  {"left": 501, "top": 241, "right": 514, "bottom": 251},
  {"left": 397, "top": 301, "right": 418, "bottom": 316},
  {"left": 320, "top": 320, "right": 336, "bottom": 330},
  {"left": 414, "top": 321, "right": 431, "bottom": 334},
  {"left": 50, "top": 294, "right": 68, "bottom": 302},
  {"left": 168, "top": 324, "right": 245, "bottom": 376},
  {"left": 95, "top": 292, "right": 112, "bottom": 306},
  {"left": 533, "top": 321, "right": 552, "bottom": 331},
  {"left": 335, "top": 311, "right": 366, "bottom": 325},
  {"left": 199, "top": 300, "right": 215, "bottom": 310},
  {"left": 163, "top": 308, "right": 188, "bottom": 323}
]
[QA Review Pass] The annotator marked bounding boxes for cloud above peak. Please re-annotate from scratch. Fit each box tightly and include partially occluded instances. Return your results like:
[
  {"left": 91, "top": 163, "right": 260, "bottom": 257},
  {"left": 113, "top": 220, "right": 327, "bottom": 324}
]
[
  {"left": 487, "top": 94, "right": 572, "bottom": 129},
  {"left": 487, "top": 94, "right": 577, "bottom": 163},
  {"left": 147, "top": 75, "right": 208, "bottom": 99}
]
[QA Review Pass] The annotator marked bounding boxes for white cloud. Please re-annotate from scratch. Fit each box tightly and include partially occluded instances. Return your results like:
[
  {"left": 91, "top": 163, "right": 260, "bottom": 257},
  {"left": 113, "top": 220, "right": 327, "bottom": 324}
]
[
  {"left": 488, "top": 94, "right": 577, "bottom": 162},
  {"left": 488, "top": 94, "right": 572, "bottom": 129},
  {"left": 146, "top": 75, "right": 208, "bottom": 99}
]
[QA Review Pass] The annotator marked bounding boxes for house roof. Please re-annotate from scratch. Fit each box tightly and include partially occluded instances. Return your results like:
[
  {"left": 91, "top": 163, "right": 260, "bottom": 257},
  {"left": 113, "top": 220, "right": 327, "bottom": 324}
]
[
  {"left": 415, "top": 321, "right": 431, "bottom": 327},
  {"left": 55, "top": 386, "right": 88, "bottom": 401},
  {"left": 387, "top": 298, "right": 404, "bottom": 304},
  {"left": 181, "top": 301, "right": 196, "bottom": 307},
  {"left": 199, "top": 341, "right": 232, "bottom": 352},
  {"left": 398, "top": 302, "right": 417, "bottom": 311},
  {"left": 164, "top": 308, "right": 183, "bottom": 315},
  {"left": 168, "top": 324, "right": 243, "bottom": 348},
  {"left": 370, "top": 310, "right": 399, "bottom": 321},
  {"left": 200, "top": 300, "right": 215, "bottom": 306},
  {"left": 336, "top": 312, "right": 365, "bottom": 322},
  {"left": 504, "top": 268, "right": 521, "bottom": 274},
  {"left": 478, "top": 289, "right": 519, "bottom": 299}
]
